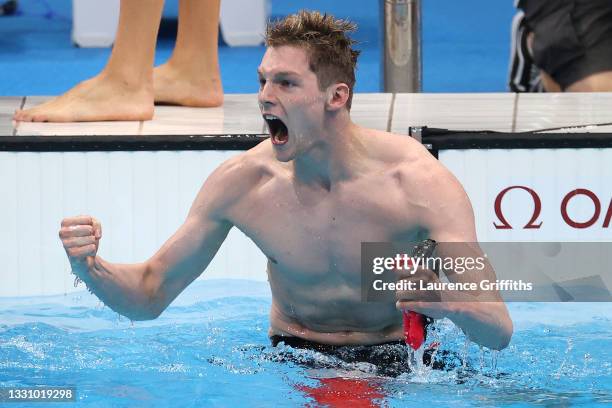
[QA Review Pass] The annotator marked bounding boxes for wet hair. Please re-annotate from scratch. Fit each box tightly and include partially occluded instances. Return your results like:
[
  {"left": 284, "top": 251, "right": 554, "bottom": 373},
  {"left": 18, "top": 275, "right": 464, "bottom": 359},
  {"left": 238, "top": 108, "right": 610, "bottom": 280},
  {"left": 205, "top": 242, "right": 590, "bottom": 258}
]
[{"left": 265, "top": 10, "right": 361, "bottom": 110}]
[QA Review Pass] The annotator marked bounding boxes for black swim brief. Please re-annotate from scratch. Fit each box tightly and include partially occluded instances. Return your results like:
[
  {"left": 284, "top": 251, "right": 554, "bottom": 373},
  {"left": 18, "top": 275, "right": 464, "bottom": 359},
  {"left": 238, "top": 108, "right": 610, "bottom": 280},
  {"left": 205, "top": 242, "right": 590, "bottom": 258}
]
[
  {"left": 270, "top": 335, "right": 461, "bottom": 377},
  {"left": 517, "top": 0, "right": 612, "bottom": 89}
]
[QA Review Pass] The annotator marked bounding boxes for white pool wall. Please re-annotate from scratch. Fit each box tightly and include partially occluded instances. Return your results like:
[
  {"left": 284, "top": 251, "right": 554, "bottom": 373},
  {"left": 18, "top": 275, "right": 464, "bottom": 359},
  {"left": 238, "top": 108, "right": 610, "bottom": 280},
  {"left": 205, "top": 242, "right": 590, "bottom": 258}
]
[
  {"left": 1, "top": 147, "right": 611, "bottom": 297},
  {"left": 0, "top": 150, "right": 268, "bottom": 297}
]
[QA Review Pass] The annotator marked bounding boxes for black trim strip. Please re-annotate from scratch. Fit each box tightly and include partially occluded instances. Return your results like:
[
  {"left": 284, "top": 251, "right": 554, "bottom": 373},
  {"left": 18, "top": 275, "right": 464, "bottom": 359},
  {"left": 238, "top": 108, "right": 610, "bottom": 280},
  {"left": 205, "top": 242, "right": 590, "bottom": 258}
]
[
  {"left": 0, "top": 134, "right": 269, "bottom": 152},
  {"left": 2, "top": 130, "right": 612, "bottom": 152},
  {"left": 422, "top": 131, "right": 612, "bottom": 150}
]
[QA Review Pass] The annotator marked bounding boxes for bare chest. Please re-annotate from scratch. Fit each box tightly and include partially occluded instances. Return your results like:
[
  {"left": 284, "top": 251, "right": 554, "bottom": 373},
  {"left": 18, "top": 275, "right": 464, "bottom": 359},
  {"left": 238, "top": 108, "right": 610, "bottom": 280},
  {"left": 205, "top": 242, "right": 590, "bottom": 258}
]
[{"left": 231, "top": 177, "right": 424, "bottom": 278}]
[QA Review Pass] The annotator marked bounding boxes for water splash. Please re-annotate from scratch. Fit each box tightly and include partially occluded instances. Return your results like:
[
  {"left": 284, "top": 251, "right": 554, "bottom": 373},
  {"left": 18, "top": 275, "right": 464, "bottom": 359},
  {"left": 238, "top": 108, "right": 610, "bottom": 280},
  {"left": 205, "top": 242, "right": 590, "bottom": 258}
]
[
  {"left": 1, "top": 285, "right": 610, "bottom": 406},
  {"left": 491, "top": 350, "right": 498, "bottom": 373},
  {"left": 554, "top": 338, "right": 574, "bottom": 378},
  {"left": 408, "top": 346, "right": 426, "bottom": 376},
  {"left": 583, "top": 353, "right": 591, "bottom": 371},
  {"left": 461, "top": 337, "right": 471, "bottom": 369}
]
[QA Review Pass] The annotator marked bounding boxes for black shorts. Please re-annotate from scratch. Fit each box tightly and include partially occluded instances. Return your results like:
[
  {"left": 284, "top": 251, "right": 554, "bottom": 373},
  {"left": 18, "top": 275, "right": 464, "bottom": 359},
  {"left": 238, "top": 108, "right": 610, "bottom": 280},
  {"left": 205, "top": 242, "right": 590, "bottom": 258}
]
[
  {"left": 270, "top": 335, "right": 461, "bottom": 377},
  {"left": 518, "top": 0, "right": 612, "bottom": 88}
]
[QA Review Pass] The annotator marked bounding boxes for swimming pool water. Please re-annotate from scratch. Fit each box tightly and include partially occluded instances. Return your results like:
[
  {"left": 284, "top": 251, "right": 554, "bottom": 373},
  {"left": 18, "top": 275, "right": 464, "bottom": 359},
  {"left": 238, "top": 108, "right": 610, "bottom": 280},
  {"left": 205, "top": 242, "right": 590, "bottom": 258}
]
[{"left": 1, "top": 280, "right": 610, "bottom": 407}]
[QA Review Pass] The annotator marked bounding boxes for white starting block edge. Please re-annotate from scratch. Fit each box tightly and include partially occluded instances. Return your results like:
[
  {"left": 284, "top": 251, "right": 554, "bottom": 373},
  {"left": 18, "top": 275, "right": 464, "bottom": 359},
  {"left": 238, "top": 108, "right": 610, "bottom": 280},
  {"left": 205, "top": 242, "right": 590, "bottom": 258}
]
[{"left": 71, "top": 0, "right": 269, "bottom": 48}]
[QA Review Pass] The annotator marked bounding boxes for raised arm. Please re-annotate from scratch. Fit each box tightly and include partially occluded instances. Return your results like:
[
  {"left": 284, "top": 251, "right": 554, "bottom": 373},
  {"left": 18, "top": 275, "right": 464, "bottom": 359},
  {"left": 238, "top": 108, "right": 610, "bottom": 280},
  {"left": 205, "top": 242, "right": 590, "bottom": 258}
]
[{"left": 60, "top": 155, "right": 257, "bottom": 321}]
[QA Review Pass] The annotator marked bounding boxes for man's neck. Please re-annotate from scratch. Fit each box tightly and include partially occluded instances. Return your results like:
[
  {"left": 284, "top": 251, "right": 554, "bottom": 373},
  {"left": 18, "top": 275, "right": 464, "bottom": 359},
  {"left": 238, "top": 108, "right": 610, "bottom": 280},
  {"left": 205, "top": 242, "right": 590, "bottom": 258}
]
[{"left": 292, "top": 116, "right": 369, "bottom": 190}]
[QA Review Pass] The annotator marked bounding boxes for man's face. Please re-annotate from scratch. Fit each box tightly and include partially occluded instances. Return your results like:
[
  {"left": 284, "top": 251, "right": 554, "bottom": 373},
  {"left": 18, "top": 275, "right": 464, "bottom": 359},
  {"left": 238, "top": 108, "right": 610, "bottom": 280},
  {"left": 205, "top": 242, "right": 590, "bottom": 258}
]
[{"left": 258, "top": 46, "right": 328, "bottom": 162}]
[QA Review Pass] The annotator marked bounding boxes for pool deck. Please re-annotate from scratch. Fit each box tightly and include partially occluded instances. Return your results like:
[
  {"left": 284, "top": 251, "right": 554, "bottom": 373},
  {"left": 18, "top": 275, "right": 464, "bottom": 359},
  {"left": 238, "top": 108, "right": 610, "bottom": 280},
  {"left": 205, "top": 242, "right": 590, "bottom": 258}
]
[{"left": 1, "top": 93, "right": 612, "bottom": 139}]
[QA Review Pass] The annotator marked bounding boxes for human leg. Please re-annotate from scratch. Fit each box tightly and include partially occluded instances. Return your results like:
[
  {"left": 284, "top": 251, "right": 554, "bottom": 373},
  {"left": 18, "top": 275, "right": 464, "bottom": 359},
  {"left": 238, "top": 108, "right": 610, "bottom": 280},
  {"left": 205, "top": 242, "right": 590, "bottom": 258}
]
[
  {"left": 153, "top": 0, "right": 223, "bottom": 107},
  {"left": 14, "top": 0, "right": 164, "bottom": 122},
  {"left": 522, "top": 0, "right": 612, "bottom": 92},
  {"left": 565, "top": 71, "right": 612, "bottom": 92}
]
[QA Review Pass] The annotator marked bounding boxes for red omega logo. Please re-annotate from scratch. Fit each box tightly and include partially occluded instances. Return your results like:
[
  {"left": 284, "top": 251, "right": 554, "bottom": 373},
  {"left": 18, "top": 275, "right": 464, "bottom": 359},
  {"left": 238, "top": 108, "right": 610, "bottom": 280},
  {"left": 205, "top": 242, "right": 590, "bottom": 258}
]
[
  {"left": 494, "top": 186, "right": 543, "bottom": 229},
  {"left": 494, "top": 186, "right": 612, "bottom": 230}
]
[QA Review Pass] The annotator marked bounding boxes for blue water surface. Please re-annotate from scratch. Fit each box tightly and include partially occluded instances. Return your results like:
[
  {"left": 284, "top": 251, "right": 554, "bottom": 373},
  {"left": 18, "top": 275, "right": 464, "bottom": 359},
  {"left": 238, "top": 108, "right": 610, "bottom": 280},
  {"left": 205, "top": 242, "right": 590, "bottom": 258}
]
[{"left": 0, "top": 280, "right": 610, "bottom": 407}]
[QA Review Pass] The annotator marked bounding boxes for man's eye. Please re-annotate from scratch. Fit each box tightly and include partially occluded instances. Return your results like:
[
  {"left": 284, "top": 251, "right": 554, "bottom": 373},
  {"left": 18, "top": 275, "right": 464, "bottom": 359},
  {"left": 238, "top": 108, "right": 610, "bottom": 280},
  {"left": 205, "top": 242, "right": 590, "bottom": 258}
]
[
  {"left": 281, "top": 80, "right": 293, "bottom": 88},
  {"left": 259, "top": 78, "right": 266, "bottom": 87}
]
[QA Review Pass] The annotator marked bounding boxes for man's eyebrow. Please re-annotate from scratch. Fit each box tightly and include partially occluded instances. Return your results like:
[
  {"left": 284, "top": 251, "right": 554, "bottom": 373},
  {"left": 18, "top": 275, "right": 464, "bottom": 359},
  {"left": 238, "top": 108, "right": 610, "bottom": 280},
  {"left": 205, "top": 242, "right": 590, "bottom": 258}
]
[
  {"left": 274, "top": 71, "right": 300, "bottom": 78},
  {"left": 257, "top": 70, "right": 300, "bottom": 78}
]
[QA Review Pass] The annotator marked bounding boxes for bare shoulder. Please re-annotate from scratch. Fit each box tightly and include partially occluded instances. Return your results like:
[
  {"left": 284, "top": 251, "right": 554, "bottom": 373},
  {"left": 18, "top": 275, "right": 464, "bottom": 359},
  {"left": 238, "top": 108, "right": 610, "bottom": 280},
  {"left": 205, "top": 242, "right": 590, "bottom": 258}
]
[
  {"left": 364, "top": 129, "right": 444, "bottom": 179},
  {"left": 363, "top": 128, "right": 429, "bottom": 164},
  {"left": 213, "top": 141, "right": 274, "bottom": 184},
  {"left": 190, "top": 141, "right": 277, "bottom": 220},
  {"left": 368, "top": 129, "right": 476, "bottom": 241}
]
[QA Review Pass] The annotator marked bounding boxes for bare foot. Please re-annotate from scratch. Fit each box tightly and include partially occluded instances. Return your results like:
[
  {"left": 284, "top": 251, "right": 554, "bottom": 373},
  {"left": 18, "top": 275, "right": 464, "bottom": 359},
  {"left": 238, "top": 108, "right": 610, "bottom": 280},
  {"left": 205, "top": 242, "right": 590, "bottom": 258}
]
[
  {"left": 13, "top": 73, "right": 154, "bottom": 122},
  {"left": 153, "top": 62, "right": 223, "bottom": 107}
]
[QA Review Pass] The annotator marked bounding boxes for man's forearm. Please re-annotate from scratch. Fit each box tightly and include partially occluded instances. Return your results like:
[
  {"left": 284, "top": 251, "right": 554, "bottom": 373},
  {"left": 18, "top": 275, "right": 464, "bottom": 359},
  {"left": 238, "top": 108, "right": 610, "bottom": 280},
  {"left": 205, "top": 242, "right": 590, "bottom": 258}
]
[
  {"left": 73, "top": 257, "right": 161, "bottom": 321},
  {"left": 447, "top": 301, "right": 513, "bottom": 350}
]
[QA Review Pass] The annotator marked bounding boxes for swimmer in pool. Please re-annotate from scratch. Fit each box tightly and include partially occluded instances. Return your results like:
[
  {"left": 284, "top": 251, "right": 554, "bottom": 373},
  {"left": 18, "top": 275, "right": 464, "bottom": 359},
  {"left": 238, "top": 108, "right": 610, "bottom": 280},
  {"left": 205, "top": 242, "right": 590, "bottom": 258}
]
[{"left": 58, "top": 11, "right": 512, "bottom": 352}]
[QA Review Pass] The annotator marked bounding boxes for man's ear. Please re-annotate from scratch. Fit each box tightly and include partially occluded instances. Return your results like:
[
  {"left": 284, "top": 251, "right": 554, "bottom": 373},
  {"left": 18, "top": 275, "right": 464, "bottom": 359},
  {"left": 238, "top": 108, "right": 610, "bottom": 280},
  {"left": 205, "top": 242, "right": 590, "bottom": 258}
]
[{"left": 325, "top": 83, "right": 350, "bottom": 111}]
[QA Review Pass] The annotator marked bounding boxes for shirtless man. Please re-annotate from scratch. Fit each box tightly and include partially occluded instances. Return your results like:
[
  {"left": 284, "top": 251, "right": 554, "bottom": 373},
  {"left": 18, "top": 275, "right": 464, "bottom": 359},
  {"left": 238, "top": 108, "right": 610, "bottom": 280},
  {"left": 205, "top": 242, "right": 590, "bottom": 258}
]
[{"left": 59, "top": 11, "right": 512, "bottom": 351}]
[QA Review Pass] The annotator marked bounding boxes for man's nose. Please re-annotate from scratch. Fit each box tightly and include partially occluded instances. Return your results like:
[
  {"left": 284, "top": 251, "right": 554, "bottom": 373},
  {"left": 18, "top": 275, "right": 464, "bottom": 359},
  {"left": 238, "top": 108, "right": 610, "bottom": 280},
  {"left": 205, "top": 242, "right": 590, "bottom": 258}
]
[{"left": 258, "top": 82, "right": 276, "bottom": 108}]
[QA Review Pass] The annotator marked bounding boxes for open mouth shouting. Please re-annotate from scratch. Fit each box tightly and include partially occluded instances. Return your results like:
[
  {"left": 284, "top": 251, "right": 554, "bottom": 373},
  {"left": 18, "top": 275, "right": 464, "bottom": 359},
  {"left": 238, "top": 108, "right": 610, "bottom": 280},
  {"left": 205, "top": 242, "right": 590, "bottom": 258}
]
[{"left": 264, "top": 114, "right": 289, "bottom": 146}]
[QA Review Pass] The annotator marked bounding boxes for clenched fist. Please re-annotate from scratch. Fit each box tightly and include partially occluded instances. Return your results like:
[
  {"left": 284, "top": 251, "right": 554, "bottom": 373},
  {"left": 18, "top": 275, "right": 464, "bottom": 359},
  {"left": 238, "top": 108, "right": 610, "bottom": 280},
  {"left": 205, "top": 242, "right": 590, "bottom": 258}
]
[{"left": 59, "top": 216, "right": 102, "bottom": 271}]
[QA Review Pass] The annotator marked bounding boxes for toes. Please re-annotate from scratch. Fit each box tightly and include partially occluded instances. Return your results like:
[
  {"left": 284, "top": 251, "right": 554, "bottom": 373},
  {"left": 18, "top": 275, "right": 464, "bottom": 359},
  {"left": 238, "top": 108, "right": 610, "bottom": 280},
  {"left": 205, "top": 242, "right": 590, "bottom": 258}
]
[
  {"left": 13, "top": 109, "right": 27, "bottom": 121},
  {"left": 16, "top": 106, "right": 56, "bottom": 122},
  {"left": 14, "top": 110, "right": 31, "bottom": 122},
  {"left": 31, "top": 114, "right": 49, "bottom": 123}
]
